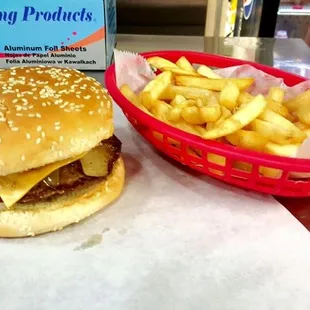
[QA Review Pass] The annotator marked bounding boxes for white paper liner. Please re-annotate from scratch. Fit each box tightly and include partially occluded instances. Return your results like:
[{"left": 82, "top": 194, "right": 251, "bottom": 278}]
[
  {"left": 114, "top": 49, "right": 155, "bottom": 93},
  {"left": 113, "top": 49, "right": 310, "bottom": 177}
]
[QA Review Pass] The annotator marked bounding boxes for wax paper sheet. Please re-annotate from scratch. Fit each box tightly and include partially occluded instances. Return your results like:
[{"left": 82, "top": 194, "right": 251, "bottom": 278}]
[{"left": 1, "top": 105, "right": 310, "bottom": 310}]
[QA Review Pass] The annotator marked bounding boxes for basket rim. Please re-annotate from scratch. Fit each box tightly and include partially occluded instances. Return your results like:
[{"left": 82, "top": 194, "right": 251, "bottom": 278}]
[{"left": 105, "top": 50, "right": 310, "bottom": 172}]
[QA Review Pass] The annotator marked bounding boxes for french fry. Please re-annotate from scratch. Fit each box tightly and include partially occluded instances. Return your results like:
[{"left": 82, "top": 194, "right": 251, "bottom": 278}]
[
  {"left": 147, "top": 56, "right": 180, "bottom": 70},
  {"left": 200, "top": 97, "right": 221, "bottom": 123},
  {"left": 303, "top": 128, "right": 310, "bottom": 137},
  {"left": 226, "top": 130, "right": 268, "bottom": 151},
  {"left": 181, "top": 106, "right": 205, "bottom": 125},
  {"left": 237, "top": 92, "right": 254, "bottom": 106},
  {"left": 167, "top": 107, "right": 183, "bottom": 122},
  {"left": 140, "top": 71, "right": 172, "bottom": 109},
  {"left": 264, "top": 142, "right": 300, "bottom": 157},
  {"left": 170, "top": 94, "right": 188, "bottom": 108},
  {"left": 294, "top": 121, "right": 309, "bottom": 130},
  {"left": 260, "top": 142, "right": 299, "bottom": 178},
  {"left": 161, "top": 67, "right": 200, "bottom": 77},
  {"left": 268, "top": 87, "right": 285, "bottom": 103},
  {"left": 174, "top": 121, "right": 201, "bottom": 136},
  {"left": 195, "top": 97, "right": 207, "bottom": 108},
  {"left": 197, "top": 65, "right": 222, "bottom": 79},
  {"left": 160, "top": 85, "right": 212, "bottom": 100},
  {"left": 207, "top": 106, "right": 232, "bottom": 130},
  {"left": 249, "top": 119, "right": 298, "bottom": 145},
  {"left": 266, "top": 87, "right": 291, "bottom": 120},
  {"left": 203, "top": 95, "right": 267, "bottom": 140},
  {"left": 120, "top": 84, "right": 152, "bottom": 115},
  {"left": 258, "top": 109, "right": 306, "bottom": 143},
  {"left": 150, "top": 100, "right": 171, "bottom": 121},
  {"left": 296, "top": 103, "right": 310, "bottom": 126},
  {"left": 217, "top": 106, "right": 232, "bottom": 124},
  {"left": 284, "top": 90, "right": 310, "bottom": 112},
  {"left": 220, "top": 81, "right": 240, "bottom": 110},
  {"left": 266, "top": 98, "right": 293, "bottom": 121},
  {"left": 176, "top": 56, "right": 196, "bottom": 73},
  {"left": 175, "top": 76, "right": 254, "bottom": 91}
]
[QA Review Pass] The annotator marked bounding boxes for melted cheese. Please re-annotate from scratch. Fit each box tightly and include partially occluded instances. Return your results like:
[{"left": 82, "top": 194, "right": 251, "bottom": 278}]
[{"left": 0, "top": 153, "right": 87, "bottom": 208}]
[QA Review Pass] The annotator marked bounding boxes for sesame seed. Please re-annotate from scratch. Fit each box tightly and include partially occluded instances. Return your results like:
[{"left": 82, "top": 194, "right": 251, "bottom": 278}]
[
  {"left": 11, "top": 127, "right": 19, "bottom": 132},
  {"left": 36, "top": 113, "right": 41, "bottom": 118},
  {"left": 12, "top": 99, "right": 18, "bottom": 104},
  {"left": 58, "top": 150, "right": 63, "bottom": 157},
  {"left": 36, "top": 138, "right": 41, "bottom": 144},
  {"left": 89, "top": 111, "right": 94, "bottom": 115},
  {"left": 16, "top": 113, "right": 23, "bottom": 117},
  {"left": 28, "top": 113, "right": 35, "bottom": 118},
  {"left": 21, "top": 155, "right": 26, "bottom": 161},
  {"left": 26, "top": 133, "right": 31, "bottom": 139},
  {"left": 84, "top": 95, "right": 91, "bottom": 100},
  {"left": 59, "top": 136, "right": 64, "bottom": 142},
  {"left": 37, "top": 126, "right": 42, "bottom": 132},
  {"left": 41, "top": 131, "right": 46, "bottom": 138}
]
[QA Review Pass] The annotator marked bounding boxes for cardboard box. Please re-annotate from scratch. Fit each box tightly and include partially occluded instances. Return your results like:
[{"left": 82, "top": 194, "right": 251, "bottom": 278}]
[{"left": 0, "top": 0, "right": 116, "bottom": 70}]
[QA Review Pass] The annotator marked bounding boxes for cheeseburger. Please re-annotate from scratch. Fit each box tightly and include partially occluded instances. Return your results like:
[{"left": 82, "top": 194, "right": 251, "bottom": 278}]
[{"left": 0, "top": 66, "right": 125, "bottom": 237}]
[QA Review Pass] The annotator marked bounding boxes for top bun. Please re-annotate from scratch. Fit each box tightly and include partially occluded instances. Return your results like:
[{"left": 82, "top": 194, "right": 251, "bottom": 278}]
[{"left": 0, "top": 66, "right": 113, "bottom": 176}]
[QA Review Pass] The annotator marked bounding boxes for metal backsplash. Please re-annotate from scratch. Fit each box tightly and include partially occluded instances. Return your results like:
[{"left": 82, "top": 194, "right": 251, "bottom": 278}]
[{"left": 117, "top": 0, "right": 207, "bottom": 36}]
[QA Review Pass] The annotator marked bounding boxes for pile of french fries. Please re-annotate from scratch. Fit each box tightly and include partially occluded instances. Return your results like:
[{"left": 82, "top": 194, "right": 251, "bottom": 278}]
[{"left": 120, "top": 55, "right": 310, "bottom": 178}]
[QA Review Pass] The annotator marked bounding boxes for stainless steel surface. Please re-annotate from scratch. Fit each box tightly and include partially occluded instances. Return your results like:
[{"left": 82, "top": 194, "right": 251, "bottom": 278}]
[
  {"left": 204, "top": 37, "right": 310, "bottom": 77},
  {"left": 87, "top": 35, "right": 309, "bottom": 81},
  {"left": 278, "top": 3, "right": 310, "bottom": 15}
]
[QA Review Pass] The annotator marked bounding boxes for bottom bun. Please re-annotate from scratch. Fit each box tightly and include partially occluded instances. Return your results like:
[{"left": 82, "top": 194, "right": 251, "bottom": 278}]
[{"left": 0, "top": 157, "right": 125, "bottom": 238}]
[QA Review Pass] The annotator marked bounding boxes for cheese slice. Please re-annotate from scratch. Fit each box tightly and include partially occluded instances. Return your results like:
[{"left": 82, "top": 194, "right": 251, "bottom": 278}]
[{"left": 0, "top": 153, "right": 87, "bottom": 208}]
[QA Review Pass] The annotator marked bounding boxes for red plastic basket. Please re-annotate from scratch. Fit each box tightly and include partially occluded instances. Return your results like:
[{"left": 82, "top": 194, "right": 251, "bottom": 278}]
[{"left": 105, "top": 50, "right": 310, "bottom": 197}]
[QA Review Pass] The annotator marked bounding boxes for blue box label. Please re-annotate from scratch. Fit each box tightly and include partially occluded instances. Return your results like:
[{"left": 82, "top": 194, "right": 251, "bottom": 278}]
[{"left": 0, "top": 0, "right": 116, "bottom": 69}]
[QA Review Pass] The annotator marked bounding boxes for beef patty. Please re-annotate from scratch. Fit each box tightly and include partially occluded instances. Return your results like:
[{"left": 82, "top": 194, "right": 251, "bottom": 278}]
[{"left": 2, "top": 135, "right": 121, "bottom": 205}]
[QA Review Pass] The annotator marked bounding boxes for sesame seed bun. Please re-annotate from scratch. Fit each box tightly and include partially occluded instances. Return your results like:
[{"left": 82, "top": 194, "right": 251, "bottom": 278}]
[
  {"left": 0, "top": 157, "right": 125, "bottom": 238},
  {"left": 0, "top": 66, "right": 113, "bottom": 176}
]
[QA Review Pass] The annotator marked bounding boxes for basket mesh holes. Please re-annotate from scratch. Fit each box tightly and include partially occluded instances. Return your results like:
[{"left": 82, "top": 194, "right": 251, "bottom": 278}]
[
  {"left": 259, "top": 166, "right": 283, "bottom": 179},
  {"left": 152, "top": 131, "right": 181, "bottom": 149},
  {"left": 186, "top": 147, "right": 204, "bottom": 170},
  {"left": 232, "top": 161, "right": 252, "bottom": 173},
  {"left": 288, "top": 172, "right": 310, "bottom": 181},
  {"left": 187, "top": 147, "right": 202, "bottom": 158},
  {"left": 207, "top": 153, "right": 226, "bottom": 166},
  {"left": 207, "top": 153, "right": 226, "bottom": 177}
]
